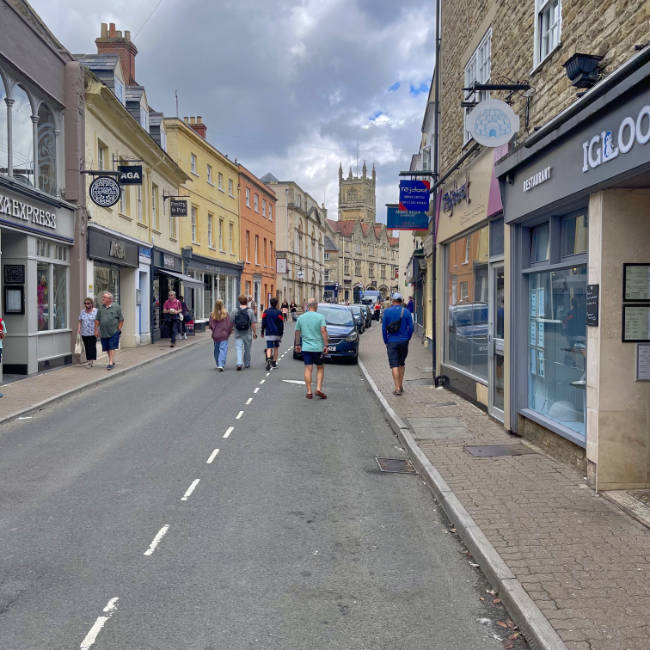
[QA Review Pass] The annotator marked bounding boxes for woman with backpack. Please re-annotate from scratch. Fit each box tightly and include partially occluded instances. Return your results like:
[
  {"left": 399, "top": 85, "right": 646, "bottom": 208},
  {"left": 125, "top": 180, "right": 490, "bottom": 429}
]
[
  {"left": 208, "top": 299, "right": 233, "bottom": 371},
  {"left": 230, "top": 295, "right": 257, "bottom": 370}
]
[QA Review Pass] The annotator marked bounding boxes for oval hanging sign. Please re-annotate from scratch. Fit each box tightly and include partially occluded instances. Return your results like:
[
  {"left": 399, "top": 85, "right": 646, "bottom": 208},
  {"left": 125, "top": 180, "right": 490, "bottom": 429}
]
[
  {"left": 89, "top": 176, "right": 121, "bottom": 207},
  {"left": 466, "top": 98, "right": 519, "bottom": 148}
]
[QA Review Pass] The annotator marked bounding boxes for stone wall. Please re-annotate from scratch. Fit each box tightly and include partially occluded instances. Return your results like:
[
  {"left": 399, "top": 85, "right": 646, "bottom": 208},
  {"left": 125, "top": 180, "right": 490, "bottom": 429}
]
[{"left": 440, "top": 0, "right": 650, "bottom": 173}]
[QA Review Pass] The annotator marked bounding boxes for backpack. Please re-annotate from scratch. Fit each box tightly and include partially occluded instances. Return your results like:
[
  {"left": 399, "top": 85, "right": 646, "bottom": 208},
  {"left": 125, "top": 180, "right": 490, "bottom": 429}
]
[
  {"left": 386, "top": 307, "right": 405, "bottom": 335},
  {"left": 234, "top": 307, "right": 251, "bottom": 331}
]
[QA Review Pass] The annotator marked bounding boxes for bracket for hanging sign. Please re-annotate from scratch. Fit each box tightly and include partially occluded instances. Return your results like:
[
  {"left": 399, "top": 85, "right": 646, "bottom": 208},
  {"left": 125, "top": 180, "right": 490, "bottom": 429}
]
[
  {"left": 80, "top": 169, "right": 120, "bottom": 176},
  {"left": 462, "top": 81, "right": 533, "bottom": 130}
]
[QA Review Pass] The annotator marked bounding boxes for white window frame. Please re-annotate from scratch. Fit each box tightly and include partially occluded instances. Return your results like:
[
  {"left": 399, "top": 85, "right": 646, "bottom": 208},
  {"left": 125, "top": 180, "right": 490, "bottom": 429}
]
[
  {"left": 324, "top": 252, "right": 330, "bottom": 261},
  {"left": 207, "top": 213, "right": 214, "bottom": 248},
  {"left": 463, "top": 28, "right": 492, "bottom": 145},
  {"left": 254, "top": 194, "right": 259, "bottom": 212},
  {"left": 229, "top": 223, "right": 234, "bottom": 253},
  {"left": 190, "top": 153, "right": 197, "bottom": 175},
  {"left": 191, "top": 206, "right": 198, "bottom": 243},
  {"left": 207, "top": 164, "right": 213, "bottom": 184},
  {"left": 218, "top": 172, "right": 224, "bottom": 191},
  {"left": 137, "top": 186, "right": 143, "bottom": 223},
  {"left": 262, "top": 200, "right": 266, "bottom": 217},
  {"left": 534, "top": 0, "right": 562, "bottom": 69},
  {"left": 228, "top": 179, "right": 234, "bottom": 196},
  {"left": 152, "top": 183, "right": 159, "bottom": 229},
  {"left": 168, "top": 198, "right": 177, "bottom": 239},
  {"left": 245, "top": 188, "right": 250, "bottom": 207},
  {"left": 268, "top": 204, "right": 272, "bottom": 221},
  {"left": 218, "top": 218, "right": 224, "bottom": 251},
  {"left": 254, "top": 235, "right": 259, "bottom": 265}
]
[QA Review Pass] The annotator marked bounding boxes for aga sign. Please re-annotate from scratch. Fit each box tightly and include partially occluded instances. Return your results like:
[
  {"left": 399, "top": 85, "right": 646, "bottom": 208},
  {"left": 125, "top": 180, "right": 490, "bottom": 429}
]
[{"left": 118, "top": 165, "right": 143, "bottom": 185}]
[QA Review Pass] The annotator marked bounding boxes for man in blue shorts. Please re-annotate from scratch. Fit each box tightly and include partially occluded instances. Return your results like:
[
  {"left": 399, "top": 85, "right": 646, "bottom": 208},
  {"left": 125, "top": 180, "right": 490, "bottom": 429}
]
[
  {"left": 294, "top": 297, "right": 328, "bottom": 399},
  {"left": 94, "top": 292, "right": 124, "bottom": 370},
  {"left": 261, "top": 297, "right": 284, "bottom": 371},
  {"left": 381, "top": 292, "right": 414, "bottom": 396}
]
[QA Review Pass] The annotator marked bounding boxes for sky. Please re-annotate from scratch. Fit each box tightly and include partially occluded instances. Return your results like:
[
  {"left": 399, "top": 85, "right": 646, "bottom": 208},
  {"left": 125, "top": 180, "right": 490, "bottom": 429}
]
[{"left": 31, "top": 0, "right": 435, "bottom": 222}]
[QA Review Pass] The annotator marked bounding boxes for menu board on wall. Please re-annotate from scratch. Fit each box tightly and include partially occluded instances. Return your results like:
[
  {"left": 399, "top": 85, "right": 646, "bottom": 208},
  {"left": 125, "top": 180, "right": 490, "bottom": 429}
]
[
  {"left": 637, "top": 344, "right": 650, "bottom": 381},
  {"left": 624, "top": 264, "right": 650, "bottom": 301},
  {"left": 623, "top": 304, "right": 650, "bottom": 342}
]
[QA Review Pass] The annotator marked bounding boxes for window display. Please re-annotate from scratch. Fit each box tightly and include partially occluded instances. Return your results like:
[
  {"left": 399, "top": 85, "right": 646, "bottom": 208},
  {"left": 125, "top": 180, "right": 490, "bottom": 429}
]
[
  {"left": 94, "top": 264, "right": 120, "bottom": 306},
  {"left": 528, "top": 265, "right": 587, "bottom": 437},
  {"left": 445, "top": 224, "right": 489, "bottom": 380},
  {"left": 37, "top": 261, "right": 68, "bottom": 331}
]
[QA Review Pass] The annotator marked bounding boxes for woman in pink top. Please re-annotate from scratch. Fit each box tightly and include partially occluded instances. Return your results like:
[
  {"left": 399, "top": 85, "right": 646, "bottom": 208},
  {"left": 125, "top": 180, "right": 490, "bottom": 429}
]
[{"left": 208, "top": 299, "right": 233, "bottom": 371}]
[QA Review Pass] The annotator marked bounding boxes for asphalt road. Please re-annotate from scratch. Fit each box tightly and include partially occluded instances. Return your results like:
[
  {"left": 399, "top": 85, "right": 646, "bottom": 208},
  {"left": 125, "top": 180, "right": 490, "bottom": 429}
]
[{"left": 0, "top": 326, "right": 519, "bottom": 649}]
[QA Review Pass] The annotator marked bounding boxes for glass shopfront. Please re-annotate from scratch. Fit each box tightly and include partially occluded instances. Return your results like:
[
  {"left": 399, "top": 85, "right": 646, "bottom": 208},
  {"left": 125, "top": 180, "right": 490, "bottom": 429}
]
[
  {"left": 444, "top": 224, "right": 489, "bottom": 380},
  {"left": 93, "top": 263, "right": 120, "bottom": 306}
]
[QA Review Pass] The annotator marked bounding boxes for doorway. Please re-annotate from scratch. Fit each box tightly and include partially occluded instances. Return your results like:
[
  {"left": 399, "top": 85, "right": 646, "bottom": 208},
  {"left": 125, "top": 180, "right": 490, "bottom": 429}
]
[{"left": 488, "top": 264, "right": 505, "bottom": 420}]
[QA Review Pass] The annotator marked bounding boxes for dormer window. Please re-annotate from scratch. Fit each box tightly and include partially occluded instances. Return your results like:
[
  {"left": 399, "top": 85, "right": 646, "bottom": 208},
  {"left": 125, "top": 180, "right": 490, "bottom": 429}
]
[
  {"left": 113, "top": 77, "right": 124, "bottom": 104},
  {"left": 140, "top": 106, "right": 149, "bottom": 132}
]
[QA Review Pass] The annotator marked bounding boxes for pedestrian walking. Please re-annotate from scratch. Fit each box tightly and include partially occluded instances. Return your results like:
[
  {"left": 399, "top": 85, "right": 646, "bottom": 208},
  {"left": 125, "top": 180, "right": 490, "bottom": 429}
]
[
  {"left": 406, "top": 296, "right": 415, "bottom": 314},
  {"left": 163, "top": 290, "right": 182, "bottom": 347},
  {"left": 179, "top": 295, "right": 189, "bottom": 340},
  {"left": 94, "top": 292, "right": 123, "bottom": 370},
  {"left": 294, "top": 297, "right": 328, "bottom": 399},
  {"left": 290, "top": 301, "right": 297, "bottom": 322},
  {"left": 208, "top": 299, "right": 233, "bottom": 371},
  {"left": 381, "top": 292, "right": 414, "bottom": 396},
  {"left": 230, "top": 294, "right": 257, "bottom": 370},
  {"left": 248, "top": 296, "right": 258, "bottom": 321},
  {"left": 78, "top": 297, "right": 97, "bottom": 367},
  {"left": 281, "top": 300, "right": 289, "bottom": 322},
  {"left": 373, "top": 302, "right": 381, "bottom": 321},
  {"left": 262, "top": 297, "right": 284, "bottom": 371}
]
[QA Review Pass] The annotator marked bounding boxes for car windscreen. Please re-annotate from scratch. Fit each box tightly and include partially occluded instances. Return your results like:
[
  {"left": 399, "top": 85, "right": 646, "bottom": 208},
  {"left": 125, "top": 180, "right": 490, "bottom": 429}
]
[
  {"left": 349, "top": 306, "right": 361, "bottom": 315},
  {"left": 318, "top": 306, "right": 354, "bottom": 326}
]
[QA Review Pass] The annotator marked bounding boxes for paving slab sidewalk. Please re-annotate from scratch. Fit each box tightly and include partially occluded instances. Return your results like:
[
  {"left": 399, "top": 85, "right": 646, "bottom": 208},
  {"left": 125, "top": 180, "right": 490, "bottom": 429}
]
[
  {"left": 0, "top": 332, "right": 211, "bottom": 425},
  {"left": 359, "top": 326, "right": 650, "bottom": 650}
]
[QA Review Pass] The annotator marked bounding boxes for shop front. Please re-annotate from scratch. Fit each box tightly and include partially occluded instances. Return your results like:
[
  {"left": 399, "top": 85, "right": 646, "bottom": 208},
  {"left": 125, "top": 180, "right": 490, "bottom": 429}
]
[
  {"left": 151, "top": 247, "right": 203, "bottom": 341},
  {"left": 0, "top": 182, "right": 76, "bottom": 375},
  {"left": 496, "top": 49, "right": 650, "bottom": 488},
  {"left": 87, "top": 225, "right": 145, "bottom": 347},
  {"left": 436, "top": 148, "right": 505, "bottom": 418},
  {"left": 182, "top": 248, "right": 241, "bottom": 331}
]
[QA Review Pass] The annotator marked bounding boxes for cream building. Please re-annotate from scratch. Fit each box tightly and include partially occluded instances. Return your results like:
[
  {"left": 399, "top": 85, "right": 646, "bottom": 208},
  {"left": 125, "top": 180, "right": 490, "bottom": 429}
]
[
  {"left": 261, "top": 175, "right": 326, "bottom": 306},
  {"left": 79, "top": 24, "right": 189, "bottom": 346}
]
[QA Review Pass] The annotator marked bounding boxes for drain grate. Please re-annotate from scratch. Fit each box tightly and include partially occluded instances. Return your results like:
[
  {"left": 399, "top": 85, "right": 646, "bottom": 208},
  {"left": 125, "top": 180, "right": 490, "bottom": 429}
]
[
  {"left": 464, "top": 444, "right": 536, "bottom": 457},
  {"left": 376, "top": 457, "right": 416, "bottom": 473}
]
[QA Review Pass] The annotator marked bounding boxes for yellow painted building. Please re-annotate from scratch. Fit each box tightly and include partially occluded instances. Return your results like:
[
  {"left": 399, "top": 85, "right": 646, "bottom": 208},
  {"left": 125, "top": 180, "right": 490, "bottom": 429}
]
[
  {"left": 81, "top": 41, "right": 189, "bottom": 347},
  {"left": 164, "top": 116, "right": 242, "bottom": 321}
]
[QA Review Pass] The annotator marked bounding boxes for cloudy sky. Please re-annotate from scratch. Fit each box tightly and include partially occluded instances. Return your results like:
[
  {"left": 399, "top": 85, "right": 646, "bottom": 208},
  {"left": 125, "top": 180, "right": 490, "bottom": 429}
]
[{"left": 31, "top": 0, "right": 435, "bottom": 221}]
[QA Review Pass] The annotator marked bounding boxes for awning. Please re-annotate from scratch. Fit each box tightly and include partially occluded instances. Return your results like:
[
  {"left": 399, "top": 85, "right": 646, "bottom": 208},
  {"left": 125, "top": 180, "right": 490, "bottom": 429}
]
[{"left": 157, "top": 269, "right": 203, "bottom": 288}]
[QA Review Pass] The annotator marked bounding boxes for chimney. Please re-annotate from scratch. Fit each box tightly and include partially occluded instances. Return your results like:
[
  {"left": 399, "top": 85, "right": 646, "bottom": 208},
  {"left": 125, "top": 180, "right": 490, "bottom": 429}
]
[
  {"left": 96, "top": 22, "right": 138, "bottom": 85},
  {"left": 188, "top": 115, "right": 207, "bottom": 139}
]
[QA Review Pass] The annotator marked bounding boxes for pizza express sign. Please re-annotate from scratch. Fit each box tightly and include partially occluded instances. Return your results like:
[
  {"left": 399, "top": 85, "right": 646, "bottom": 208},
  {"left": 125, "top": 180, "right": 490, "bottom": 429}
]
[{"left": 0, "top": 190, "right": 57, "bottom": 229}]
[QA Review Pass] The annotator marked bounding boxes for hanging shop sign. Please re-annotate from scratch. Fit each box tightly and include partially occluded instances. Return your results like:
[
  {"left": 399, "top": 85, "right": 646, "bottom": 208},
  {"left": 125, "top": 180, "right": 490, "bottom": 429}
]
[
  {"left": 386, "top": 204, "right": 429, "bottom": 230},
  {"left": 399, "top": 180, "right": 430, "bottom": 211},
  {"left": 170, "top": 199, "right": 188, "bottom": 217},
  {"left": 118, "top": 165, "right": 143, "bottom": 185},
  {"left": 467, "top": 99, "right": 520, "bottom": 148},
  {"left": 276, "top": 258, "right": 287, "bottom": 274},
  {"left": 89, "top": 176, "right": 121, "bottom": 207}
]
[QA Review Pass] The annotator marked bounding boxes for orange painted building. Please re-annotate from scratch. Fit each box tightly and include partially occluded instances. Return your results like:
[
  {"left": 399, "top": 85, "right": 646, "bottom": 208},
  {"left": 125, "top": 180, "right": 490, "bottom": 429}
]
[{"left": 238, "top": 165, "right": 277, "bottom": 308}]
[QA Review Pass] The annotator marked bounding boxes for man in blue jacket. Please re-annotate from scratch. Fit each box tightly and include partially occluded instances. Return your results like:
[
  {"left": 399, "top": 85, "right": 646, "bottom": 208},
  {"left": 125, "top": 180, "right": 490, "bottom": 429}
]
[
  {"left": 262, "top": 297, "right": 284, "bottom": 370},
  {"left": 381, "top": 292, "right": 414, "bottom": 396}
]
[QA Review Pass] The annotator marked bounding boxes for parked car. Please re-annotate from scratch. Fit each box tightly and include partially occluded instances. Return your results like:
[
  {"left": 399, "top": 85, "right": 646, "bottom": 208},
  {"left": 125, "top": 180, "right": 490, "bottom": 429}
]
[
  {"left": 356, "top": 303, "right": 372, "bottom": 328},
  {"left": 348, "top": 304, "right": 366, "bottom": 333},
  {"left": 293, "top": 303, "right": 359, "bottom": 363}
]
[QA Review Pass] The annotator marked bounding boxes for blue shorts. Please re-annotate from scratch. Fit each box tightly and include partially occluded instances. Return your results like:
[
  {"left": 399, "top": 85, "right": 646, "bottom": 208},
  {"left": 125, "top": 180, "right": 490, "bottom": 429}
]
[
  {"left": 386, "top": 341, "right": 409, "bottom": 368},
  {"left": 302, "top": 351, "right": 323, "bottom": 366},
  {"left": 101, "top": 331, "right": 120, "bottom": 351},
  {"left": 265, "top": 339, "right": 281, "bottom": 349}
]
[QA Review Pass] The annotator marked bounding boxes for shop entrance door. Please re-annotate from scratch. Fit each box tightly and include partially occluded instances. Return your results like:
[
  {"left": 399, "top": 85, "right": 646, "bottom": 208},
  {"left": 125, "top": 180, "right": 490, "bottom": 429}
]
[{"left": 488, "top": 264, "right": 505, "bottom": 421}]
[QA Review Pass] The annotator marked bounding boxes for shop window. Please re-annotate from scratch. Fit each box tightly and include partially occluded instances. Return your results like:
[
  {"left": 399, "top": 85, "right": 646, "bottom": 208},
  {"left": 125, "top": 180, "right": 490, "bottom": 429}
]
[
  {"left": 94, "top": 264, "right": 120, "bottom": 307},
  {"left": 560, "top": 214, "right": 588, "bottom": 257},
  {"left": 37, "top": 104, "right": 57, "bottom": 195},
  {"left": 37, "top": 260, "right": 68, "bottom": 331},
  {"left": 534, "top": 0, "right": 562, "bottom": 67},
  {"left": 530, "top": 223, "right": 550, "bottom": 262},
  {"left": 527, "top": 265, "right": 586, "bottom": 437},
  {"left": 445, "top": 224, "right": 489, "bottom": 380}
]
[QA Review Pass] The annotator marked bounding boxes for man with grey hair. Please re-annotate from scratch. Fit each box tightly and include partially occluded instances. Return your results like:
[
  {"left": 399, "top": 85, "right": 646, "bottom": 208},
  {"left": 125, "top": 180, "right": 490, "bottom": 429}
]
[
  {"left": 94, "top": 292, "right": 123, "bottom": 370},
  {"left": 295, "top": 297, "right": 328, "bottom": 399}
]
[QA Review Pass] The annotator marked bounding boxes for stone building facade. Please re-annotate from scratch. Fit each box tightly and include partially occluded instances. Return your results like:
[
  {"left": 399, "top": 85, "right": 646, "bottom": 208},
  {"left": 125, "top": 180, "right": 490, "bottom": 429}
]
[
  {"left": 261, "top": 175, "right": 326, "bottom": 307},
  {"left": 427, "top": 0, "right": 650, "bottom": 489}
]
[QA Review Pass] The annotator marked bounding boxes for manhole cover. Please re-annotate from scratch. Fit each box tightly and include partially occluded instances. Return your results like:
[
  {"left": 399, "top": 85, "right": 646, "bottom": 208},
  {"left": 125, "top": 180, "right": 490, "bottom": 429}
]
[
  {"left": 375, "top": 457, "right": 416, "bottom": 473},
  {"left": 464, "top": 444, "right": 536, "bottom": 457}
]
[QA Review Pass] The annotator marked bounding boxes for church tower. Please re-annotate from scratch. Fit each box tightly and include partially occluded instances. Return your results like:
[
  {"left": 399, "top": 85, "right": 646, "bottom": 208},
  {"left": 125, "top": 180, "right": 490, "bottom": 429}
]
[{"left": 338, "top": 161, "right": 376, "bottom": 223}]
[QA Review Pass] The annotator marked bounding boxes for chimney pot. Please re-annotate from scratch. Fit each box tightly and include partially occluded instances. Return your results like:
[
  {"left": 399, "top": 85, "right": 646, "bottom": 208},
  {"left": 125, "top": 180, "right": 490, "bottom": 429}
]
[
  {"left": 189, "top": 116, "right": 195, "bottom": 124},
  {"left": 183, "top": 116, "right": 189, "bottom": 122},
  {"left": 101, "top": 23, "right": 108, "bottom": 38},
  {"left": 109, "top": 22, "right": 116, "bottom": 36},
  {"left": 125, "top": 30, "right": 131, "bottom": 41},
  {"left": 197, "top": 116, "right": 202, "bottom": 123}
]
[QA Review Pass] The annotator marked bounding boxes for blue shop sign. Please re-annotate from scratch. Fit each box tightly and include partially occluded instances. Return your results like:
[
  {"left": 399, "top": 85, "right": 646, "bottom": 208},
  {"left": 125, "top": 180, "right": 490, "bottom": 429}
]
[
  {"left": 386, "top": 205, "right": 429, "bottom": 230},
  {"left": 399, "top": 180, "right": 430, "bottom": 211}
]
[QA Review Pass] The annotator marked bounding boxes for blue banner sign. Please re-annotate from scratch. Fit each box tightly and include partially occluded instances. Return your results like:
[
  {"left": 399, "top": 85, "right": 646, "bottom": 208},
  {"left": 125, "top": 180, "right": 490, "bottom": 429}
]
[
  {"left": 399, "top": 179, "right": 430, "bottom": 211},
  {"left": 386, "top": 205, "right": 429, "bottom": 230}
]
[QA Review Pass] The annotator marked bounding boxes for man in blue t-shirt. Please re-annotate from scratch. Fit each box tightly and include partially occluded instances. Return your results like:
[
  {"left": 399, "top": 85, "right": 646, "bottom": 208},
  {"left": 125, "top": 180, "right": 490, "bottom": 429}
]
[
  {"left": 295, "top": 297, "right": 328, "bottom": 399},
  {"left": 381, "top": 292, "right": 414, "bottom": 396}
]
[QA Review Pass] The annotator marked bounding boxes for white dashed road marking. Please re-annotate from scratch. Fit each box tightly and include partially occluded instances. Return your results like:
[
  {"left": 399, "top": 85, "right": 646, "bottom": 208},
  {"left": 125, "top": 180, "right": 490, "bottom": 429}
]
[
  {"left": 254, "top": 387, "right": 260, "bottom": 394},
  {"left": 80, "top": 597, "right": 119, "bottom": 649},
  {"left": 223, "top": 426, "right": 234, "bottom": 439},
  {"left": 181, "top": 479, "right": 200, "bottom": 501},
  {"left": 207, "top": 448, "right": 220, "bottom": 464},
  {"left": 236, "top": 410, "right": 244, "bottom": 420},
  {"left": 144, "top": 525, "right": 169, "bottom": 556},
  {"left": 260, "top": 379, "right": 265, "bottom": 384}
]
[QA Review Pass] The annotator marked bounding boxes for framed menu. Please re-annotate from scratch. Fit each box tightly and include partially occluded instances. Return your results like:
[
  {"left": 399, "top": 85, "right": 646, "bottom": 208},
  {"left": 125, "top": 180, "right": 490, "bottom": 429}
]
[
  {"left": 637, "top": 344, "right": 650, "bottom": 381},
  {"left": 622, "top": 304, "right": 650, "bottom": 342},
  {"left": 623, "top": 263, "right": 650, "bottom": 301}
]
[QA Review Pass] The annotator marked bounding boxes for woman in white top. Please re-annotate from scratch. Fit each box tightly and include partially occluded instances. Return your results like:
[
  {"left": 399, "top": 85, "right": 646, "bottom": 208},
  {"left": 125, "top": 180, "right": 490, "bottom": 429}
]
[{"left": 78, "top": 297, "right": 98, "bottom": 367}]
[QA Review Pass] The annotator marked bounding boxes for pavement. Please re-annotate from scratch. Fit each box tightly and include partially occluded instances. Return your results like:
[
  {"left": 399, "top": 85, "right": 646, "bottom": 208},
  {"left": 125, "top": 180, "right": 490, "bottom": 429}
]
[{"left": 359, "top": 325, "right": 650, "bottom": 650}]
